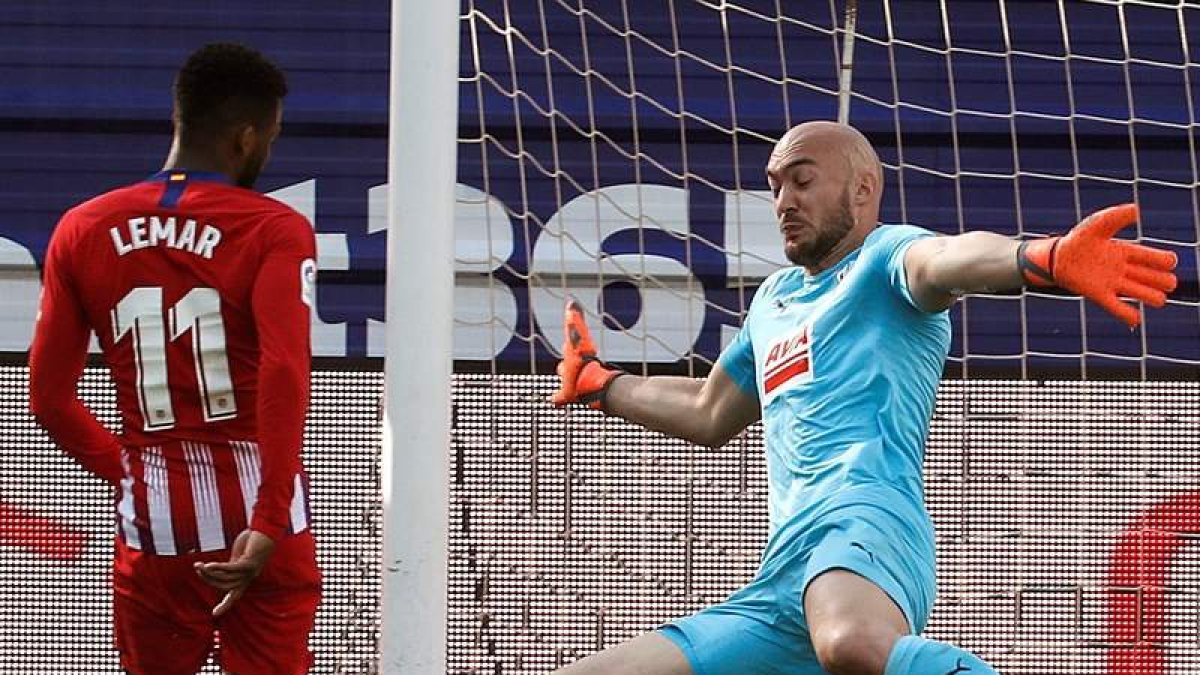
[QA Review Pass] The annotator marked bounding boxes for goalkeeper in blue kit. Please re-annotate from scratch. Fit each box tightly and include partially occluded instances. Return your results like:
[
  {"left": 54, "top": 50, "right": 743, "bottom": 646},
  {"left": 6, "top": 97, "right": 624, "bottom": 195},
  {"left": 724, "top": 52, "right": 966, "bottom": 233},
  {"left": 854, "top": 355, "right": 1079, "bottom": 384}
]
[{"left": 550, "top": 121, "right": 1178, "bottom": 675}]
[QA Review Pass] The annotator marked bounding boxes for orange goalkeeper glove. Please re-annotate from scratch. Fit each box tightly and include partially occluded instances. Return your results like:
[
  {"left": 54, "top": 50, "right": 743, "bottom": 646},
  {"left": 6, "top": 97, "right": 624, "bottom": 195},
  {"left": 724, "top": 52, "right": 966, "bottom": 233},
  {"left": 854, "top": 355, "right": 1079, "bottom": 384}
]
[
  {"left": 1017, "top": 203, "right": 1178, "bottom": 328},
  {"left": 550, "top": 300, "right": 624, "bottom": 410}
]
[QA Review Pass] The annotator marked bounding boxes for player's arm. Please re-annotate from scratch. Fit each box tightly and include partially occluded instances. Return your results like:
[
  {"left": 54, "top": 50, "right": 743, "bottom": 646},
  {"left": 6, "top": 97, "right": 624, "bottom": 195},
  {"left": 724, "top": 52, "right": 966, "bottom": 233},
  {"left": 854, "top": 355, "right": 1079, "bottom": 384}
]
[
  {"left": 603, "top": 366, "right": 760, "bottom": 448},
  {"left": 246, "top": 216, "right": 315, "bottom": 542},
  {"left": 28, "top": 214, "right": 125, "bottom": 485},
  {"left": 550, "top": 301, "right": 760, "bottom": 448},
  {"left": 904, "top": 203, "right": 1178, "bottom": 326},
  {"left": 903, "top": 231, "right": 1021, "bottom": 312},
  {"left": 195, "top": 216, "right": 315, "bottom": 616}
]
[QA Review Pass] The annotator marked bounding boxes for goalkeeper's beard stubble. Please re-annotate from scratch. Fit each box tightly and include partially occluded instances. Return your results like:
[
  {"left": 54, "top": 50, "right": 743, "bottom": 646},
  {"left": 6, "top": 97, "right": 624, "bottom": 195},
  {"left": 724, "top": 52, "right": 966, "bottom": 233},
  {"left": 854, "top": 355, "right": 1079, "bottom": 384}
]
[{"left": 784, "top": 186, "right": 856, "bottom": 269}]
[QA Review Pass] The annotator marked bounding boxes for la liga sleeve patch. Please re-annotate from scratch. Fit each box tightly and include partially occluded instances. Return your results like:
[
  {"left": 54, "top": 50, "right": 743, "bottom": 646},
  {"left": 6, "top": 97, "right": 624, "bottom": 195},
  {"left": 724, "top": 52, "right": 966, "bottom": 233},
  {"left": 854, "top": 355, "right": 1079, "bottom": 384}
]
[{"left": 300, "top": 258, "right": 316, "bottom": 308}]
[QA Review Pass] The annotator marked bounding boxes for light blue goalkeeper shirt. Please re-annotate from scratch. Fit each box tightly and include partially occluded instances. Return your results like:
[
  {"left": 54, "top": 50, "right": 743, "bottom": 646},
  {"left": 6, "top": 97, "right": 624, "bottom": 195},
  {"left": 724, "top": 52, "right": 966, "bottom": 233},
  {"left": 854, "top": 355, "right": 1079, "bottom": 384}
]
[{"left": 719, "top": 224, "right": 951, "bottom": 543}]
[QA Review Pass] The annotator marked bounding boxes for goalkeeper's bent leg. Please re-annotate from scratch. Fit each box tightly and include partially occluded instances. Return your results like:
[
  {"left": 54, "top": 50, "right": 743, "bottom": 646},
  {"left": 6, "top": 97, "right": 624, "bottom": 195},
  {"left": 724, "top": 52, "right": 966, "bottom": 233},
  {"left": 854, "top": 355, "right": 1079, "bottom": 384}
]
[{"left": 884, "top": 635, "right": 999, "bottom": 675}]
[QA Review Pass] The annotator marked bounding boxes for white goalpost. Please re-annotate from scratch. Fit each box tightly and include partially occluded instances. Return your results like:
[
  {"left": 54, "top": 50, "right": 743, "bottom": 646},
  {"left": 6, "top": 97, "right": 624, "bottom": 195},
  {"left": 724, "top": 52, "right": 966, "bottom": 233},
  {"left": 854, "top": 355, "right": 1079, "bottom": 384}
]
[
  {"left": 837, "top": 0, "right": 858, "bottom": 125},
  {"left": 381, "top": 0, "right": 460, "bottom": 672}
]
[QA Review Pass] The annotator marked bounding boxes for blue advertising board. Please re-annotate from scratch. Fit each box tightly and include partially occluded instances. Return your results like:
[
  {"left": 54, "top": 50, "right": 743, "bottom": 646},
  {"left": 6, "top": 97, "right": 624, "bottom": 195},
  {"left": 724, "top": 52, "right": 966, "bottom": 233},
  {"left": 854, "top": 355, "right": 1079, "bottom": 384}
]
[{"left": 1, "top": 1, "right": 1196, "bottom": 374}]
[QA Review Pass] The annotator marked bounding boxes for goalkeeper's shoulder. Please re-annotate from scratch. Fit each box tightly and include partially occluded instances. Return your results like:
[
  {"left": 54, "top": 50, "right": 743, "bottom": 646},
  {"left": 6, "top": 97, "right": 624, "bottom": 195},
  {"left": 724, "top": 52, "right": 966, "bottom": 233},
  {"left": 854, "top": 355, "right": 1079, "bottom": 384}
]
[{"left": 869, "top": 222, "right": 941, "bottom": 250}]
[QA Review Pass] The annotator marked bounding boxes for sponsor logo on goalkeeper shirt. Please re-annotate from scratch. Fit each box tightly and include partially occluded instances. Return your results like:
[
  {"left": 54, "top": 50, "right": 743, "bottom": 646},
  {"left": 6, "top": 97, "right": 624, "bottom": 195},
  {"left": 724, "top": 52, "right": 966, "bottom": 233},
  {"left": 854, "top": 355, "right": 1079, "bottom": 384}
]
[{"left": 762, "top": 323, "right": 812, "bottom": 400}]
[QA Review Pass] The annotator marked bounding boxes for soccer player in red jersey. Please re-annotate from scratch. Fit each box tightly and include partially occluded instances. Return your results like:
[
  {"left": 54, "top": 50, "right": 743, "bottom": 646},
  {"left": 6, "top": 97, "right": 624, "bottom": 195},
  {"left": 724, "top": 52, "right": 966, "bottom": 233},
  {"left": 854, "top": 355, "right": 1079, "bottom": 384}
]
[{"left": 28, "top": 43, "right": 320, "bottom": 674}]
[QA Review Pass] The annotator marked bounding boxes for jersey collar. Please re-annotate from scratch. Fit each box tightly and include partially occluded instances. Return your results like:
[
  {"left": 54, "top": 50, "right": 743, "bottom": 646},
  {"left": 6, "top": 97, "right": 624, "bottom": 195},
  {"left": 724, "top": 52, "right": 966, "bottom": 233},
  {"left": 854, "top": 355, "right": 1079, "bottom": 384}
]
[{"left": 147, "top": 169, "right": 232, "bottom": 185}]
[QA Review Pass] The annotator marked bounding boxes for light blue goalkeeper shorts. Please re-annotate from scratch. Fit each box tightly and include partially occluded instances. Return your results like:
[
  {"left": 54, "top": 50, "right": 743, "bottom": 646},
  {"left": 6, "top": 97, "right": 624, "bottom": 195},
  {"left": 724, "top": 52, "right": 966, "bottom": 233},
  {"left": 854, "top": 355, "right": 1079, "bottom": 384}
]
[{"left": 659, "top": 503, "right": 936, "bottom": 675}]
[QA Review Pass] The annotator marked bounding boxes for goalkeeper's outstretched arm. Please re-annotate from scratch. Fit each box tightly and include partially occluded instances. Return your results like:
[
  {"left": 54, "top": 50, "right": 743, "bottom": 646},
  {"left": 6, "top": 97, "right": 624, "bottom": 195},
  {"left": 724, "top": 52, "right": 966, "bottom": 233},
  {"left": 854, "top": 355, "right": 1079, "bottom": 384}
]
[
  {"left": 602, "top": 367, "right": 760, "bottom": 448},
  {"left": 904, "top": 231, "right": 1022, "bottom": 312},
  {"left": 550, "top": 300, "right": 760, "bottom": 448},
  {"left": 905, "top": 203, "right": 1178, "bottom": 327}
]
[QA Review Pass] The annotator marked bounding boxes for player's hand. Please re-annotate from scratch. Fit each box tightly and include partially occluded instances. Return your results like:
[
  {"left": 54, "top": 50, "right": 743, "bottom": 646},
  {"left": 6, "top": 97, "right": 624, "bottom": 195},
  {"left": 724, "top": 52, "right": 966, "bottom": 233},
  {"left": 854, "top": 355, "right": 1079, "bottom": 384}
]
[
  {"left": 550, "top": 299, "right": 623, "bottom": 410},
  {"left": 193, "top": 528, "right": 276, "bottom": 617},
  {"left": 1018, "top": 203, "right": 1178, "bottom": 328}
]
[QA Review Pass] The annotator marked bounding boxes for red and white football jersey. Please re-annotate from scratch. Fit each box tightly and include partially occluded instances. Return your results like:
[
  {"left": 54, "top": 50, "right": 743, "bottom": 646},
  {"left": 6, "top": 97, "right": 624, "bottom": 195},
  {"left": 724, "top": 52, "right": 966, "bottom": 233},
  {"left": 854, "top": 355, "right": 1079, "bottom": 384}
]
[{"left": 30, "top": 170, "right": 315, "bottom": 554}]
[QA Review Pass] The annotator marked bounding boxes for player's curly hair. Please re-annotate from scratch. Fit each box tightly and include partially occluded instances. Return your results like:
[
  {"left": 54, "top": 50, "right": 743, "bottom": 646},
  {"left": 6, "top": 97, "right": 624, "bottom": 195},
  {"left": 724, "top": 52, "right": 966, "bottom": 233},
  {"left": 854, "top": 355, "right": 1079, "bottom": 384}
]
[{"left": 173, "top": 43, "right": 288, "bottom": 142}]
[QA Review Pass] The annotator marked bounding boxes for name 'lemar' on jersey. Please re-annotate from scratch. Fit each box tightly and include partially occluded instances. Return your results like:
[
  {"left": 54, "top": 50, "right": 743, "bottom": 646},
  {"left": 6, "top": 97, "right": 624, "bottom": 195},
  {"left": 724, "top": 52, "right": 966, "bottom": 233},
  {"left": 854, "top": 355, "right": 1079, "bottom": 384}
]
[{"left": 109, "top": 215, "right": 222, "bottom": 259}]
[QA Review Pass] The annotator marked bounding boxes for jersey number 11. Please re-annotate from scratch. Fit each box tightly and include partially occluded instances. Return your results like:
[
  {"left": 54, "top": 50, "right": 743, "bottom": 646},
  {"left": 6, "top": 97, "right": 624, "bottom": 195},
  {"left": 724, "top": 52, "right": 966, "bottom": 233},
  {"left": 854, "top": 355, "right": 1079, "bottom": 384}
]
[{"left": 111, "top": 286, "right": 238, "bottom": 431}]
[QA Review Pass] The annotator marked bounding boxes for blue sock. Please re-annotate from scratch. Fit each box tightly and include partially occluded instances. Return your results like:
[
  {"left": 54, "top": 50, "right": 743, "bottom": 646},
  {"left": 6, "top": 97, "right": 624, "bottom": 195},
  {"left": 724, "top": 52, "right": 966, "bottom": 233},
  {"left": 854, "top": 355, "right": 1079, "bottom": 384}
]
[{"left": 884, "top": 635, "right": 999, "bottom": 675}]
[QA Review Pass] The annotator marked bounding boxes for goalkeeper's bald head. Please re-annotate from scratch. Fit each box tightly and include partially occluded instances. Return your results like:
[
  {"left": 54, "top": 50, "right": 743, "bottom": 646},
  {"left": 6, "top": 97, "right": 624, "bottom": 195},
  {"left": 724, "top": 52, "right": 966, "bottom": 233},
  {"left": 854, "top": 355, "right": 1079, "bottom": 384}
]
[
  {"left": 772, "top": 121, "right": 883, "bottom": 193},
  {"left": 766, "top": 121, "right": 885, "bottom": 271}
]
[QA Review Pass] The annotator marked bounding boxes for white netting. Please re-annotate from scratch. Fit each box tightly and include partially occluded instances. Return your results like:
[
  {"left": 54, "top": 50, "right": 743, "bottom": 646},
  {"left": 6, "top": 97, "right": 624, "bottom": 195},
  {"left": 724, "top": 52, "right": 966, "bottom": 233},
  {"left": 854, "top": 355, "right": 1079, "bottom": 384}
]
[
  {"left": 455, "top": 0, "right": 1199, "bottom": 375},
  {"left": 450, "top": 0, "right": 1200, "bottom": 673}
]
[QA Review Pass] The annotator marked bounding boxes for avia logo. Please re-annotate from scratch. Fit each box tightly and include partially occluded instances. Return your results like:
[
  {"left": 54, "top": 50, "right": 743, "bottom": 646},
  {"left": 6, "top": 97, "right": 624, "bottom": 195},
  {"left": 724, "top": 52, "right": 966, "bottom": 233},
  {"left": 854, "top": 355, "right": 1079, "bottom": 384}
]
[{"left": 762, "top": 323, "right": 812, "bottom": 396}]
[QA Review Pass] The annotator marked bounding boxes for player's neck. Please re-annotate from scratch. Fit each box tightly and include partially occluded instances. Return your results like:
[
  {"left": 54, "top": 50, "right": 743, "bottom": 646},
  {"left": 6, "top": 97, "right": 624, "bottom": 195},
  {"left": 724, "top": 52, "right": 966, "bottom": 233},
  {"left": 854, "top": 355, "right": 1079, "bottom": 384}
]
[
  {"left": 804, "top": 219, "right": 877, "bottom": 276},
  {"left": 162, "top": 138, "right": 236, "bottom": 183}
]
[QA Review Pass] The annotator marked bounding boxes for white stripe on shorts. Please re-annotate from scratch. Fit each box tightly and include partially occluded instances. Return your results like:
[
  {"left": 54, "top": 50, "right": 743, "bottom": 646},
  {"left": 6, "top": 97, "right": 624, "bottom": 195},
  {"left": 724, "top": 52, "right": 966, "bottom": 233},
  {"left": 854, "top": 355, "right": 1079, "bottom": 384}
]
[
  {"left": 289, "top": 473, "right": 308, "bottom": 533},
  {"left": 185, "top": 442, "right": 226, "bottom": 552},
  {"left": 142, "top": 446, "right": 176, "bottom": 555},
  {"left": 117, "top": 447, "right": 140, "bottom": 549},
  {"left": 231, "top": 441, "right": 262, "bottom": 525}
]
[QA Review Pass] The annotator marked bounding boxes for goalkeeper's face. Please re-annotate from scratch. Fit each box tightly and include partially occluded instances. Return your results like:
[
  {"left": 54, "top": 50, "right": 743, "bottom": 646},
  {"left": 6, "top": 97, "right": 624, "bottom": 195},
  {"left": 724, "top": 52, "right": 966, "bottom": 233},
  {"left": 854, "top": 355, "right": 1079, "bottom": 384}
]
[
  {"left": 781, "top": 185, "right": 855, "bottom": 268},
  {"left": 767, "top": 139, "right": 859, "bottom": 268}
]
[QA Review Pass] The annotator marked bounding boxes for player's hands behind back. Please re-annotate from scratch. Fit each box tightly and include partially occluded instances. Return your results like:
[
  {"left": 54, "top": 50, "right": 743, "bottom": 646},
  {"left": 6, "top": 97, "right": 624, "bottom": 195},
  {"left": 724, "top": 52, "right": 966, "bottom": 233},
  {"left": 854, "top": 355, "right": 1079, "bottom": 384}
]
[
  {"left": 550, "top": 299, "right": 623, "bottom": 410},
  {"left": 193, "top": 528, "right": 276, "bottom": 617},
  {"left": 1018, "top": 203, "right": 1178, "bottom": 328}
]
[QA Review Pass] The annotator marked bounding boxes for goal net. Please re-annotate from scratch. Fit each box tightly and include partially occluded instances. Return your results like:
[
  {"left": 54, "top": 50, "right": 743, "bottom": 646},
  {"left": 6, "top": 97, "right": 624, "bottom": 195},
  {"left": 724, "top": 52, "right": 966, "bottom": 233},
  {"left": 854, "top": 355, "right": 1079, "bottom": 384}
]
[{"left": 448, "top": 0, "right": 1200, "bottom": 673}]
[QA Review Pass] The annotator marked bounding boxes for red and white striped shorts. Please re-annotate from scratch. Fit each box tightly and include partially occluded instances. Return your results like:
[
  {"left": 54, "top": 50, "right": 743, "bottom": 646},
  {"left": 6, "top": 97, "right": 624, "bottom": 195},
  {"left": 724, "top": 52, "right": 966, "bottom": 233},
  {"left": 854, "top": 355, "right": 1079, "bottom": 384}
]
[{"left": 116, "top": 440, "right": 311, "bottom": 555}]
